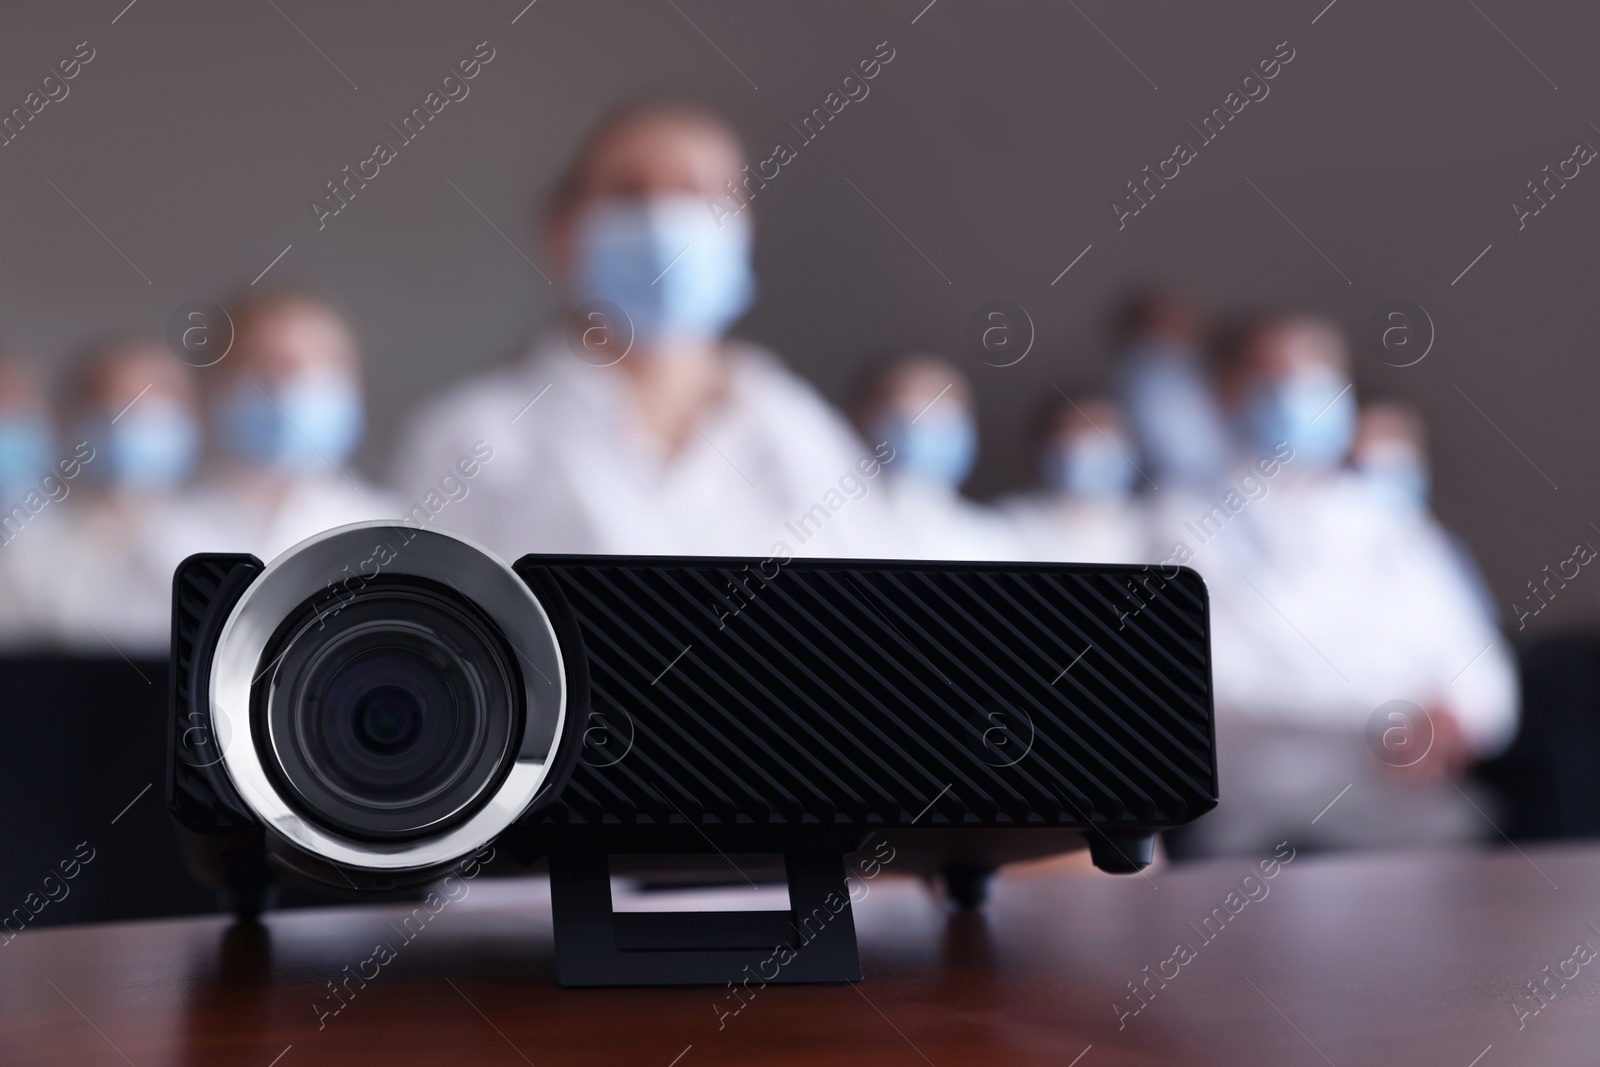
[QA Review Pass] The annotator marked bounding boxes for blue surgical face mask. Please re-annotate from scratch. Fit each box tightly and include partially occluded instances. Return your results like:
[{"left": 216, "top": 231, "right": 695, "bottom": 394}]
[
  {"left": 0, "top": 415, "right": 51, "bottom": 498},
  {"left": 1046, "top": 434, "right": 1138, "bottom": 500},
  {"left": 1244, "top": 366, "right": 1355, "bottom": 469},
  {"left": 874, "top": 411, "right": 977, "bottom": 490},
  {"left": 1357, "top": 443, "right": 1429, "bottom": 512},
  {"left": 217, "top": 372, "right": 363, "bottom": 472},
  {"left": 80, "top": 400, "right": 200, "bottom": 491},
  {"left": 1116, "top": 341, "right": 1230, "bottom": 487},
  {"left": 572, "top": 195, "right": 755, "bottom": 348}
]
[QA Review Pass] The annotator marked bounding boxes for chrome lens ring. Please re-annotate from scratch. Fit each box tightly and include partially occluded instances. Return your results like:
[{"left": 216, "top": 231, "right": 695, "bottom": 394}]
[{"left": 209, "top": 522, "right": 566, "bottom": 873}]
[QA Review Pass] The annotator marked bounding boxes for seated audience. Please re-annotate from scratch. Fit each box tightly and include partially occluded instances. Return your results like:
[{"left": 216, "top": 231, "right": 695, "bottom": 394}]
[
  {"left": 1159, "top": 314, "right": 1518, "bottom": 857},
  {"left": 391, "top": 100, "right": 883, "bottom": 559},
  {"left": 1001, "top": 392, "right": 1146, "bottom": 563},
  {"left": 0, "top": 357, "right": 58, "bottom": 649},
  {"left": 1351, "top": 400, "right": 1430, "bottom": 514},
  {"left": 32, "top": 339, "right": 204, "bottom": 654},
  {"left": 184, "top": 288, "right": 396, "bottom": 561},
  {"left": 1111, "top": 288, "right": 1230, "bottom": 492},
  {"left": 1352, "top": 399, "right": 1497, "bottom": 622},
  {"left": 850, "top": 353, "right": 1023, "bottom": 560}
]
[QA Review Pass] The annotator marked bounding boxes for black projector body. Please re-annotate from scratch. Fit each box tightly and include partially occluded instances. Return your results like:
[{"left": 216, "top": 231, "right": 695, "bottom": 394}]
[{"left": 169, "top": 523, "right": 1215, "bottom": 985}]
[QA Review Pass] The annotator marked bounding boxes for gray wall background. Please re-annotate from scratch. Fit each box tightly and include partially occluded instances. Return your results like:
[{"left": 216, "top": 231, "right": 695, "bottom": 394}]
[{"left": 1, "top": 0, "right": 1596, "bottom": 629}]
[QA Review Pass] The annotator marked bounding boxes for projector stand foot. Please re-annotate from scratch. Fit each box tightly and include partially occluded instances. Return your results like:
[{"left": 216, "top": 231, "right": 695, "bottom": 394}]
[
  {"left": 549, "top": 852, "right": 864, "bottom": 987},
  {"left": 1088, "top": 831, "right": 1157, "bottom": 874},
  {"left": 940, "top": 860, "right": 996, "bottom": 910}
]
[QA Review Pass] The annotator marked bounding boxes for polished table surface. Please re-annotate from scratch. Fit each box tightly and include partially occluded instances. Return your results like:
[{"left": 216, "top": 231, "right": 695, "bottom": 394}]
[{"left": 4, "top": 843, "right": 1600, "bottom": 1066}]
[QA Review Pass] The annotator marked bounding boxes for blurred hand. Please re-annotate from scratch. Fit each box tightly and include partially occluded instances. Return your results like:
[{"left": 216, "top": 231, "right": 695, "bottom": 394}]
[{"left": 1386, "top": 705, "right": 1472, "bottom": 786}]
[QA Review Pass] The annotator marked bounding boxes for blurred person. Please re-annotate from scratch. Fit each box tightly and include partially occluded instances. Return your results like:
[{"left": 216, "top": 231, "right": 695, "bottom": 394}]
[
  {"left": 186, "top": 289, "right": 396, "bottom": 561},
  {"left": 0, "top": 358, "right": 53, "bottom": 506},
  {"left": 850, "top": 353, "right": 1023, "bottom": 560},
  {"left": 1351, "top": 400, "right": 1429, "bottom": 513},
  {"left": 1352, "top": 399, "right": 1497, "bottom": 623},
  {"left": 1001, "top": 393, "right": 1147, "bottom": 563},
  {"left": 0, "top": 357, "right": 61, "bottom": 648},
  {"left": 1159, "top": 314, "right": 1518, "bottom": 858},
  {"left": 1111, "top": 288, "right": 1231, "bottom": 490},
  {"left": 392, "top": 101, "right": 886, "bottom": 559},
  {"left": 32, "top": 339, "right": 204, "bottom": 654}
]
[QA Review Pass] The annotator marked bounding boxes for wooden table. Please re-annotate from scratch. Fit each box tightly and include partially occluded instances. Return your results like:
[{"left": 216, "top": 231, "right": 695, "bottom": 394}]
[{"left": 3, "top": 843, "right": 1597, "bottom": 1066}]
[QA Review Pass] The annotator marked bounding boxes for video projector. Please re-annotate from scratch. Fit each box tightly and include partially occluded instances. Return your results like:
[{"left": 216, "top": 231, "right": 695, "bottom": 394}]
[{"left": 169, "top": 522, "right": 1215, "bottom": 985}]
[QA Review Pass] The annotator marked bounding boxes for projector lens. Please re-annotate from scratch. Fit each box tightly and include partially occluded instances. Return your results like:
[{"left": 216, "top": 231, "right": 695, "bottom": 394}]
[{"left": 259, "top": 580, "right": 522, "bottom": 842}]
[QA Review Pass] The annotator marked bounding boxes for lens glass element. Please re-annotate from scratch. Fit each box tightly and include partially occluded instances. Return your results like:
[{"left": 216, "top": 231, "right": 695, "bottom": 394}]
[{"left": 258, "top": 581, "right": 522, "bottom": 842}]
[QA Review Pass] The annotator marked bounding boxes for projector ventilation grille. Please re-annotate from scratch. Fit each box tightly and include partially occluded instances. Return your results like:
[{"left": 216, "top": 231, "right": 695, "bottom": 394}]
[{"left": 523, "top": 558, "right": 1214, "bottom": 831}]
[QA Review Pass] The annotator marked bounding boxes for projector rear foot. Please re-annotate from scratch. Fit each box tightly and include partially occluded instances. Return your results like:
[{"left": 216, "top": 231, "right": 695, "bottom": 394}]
[
  {"left": 1089, "top": 831, "right": 1156, "bottom": 874},
  {"left": 220, "top": 881, "right": 277, "bottom": 923},
  {"left": 940, "top": 860, "right": 997, "bottom": 910}
]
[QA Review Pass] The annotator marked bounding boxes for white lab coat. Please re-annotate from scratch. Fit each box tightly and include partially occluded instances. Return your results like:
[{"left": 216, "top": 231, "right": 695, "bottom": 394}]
[
  {"left": 1000, "top": 492, "right": 1149, "bottom": 565},
  {"left": 181, "top": 471, "right": 400, "bottom": 564},
  {"left": 0, "top": 476, "right": 394, "bottom": 655},
  {"left": 22, "top": 495, "right": 217, "bottom": 656},
  {"left": 872, "top": 477, "right": 1028, "bottom": 562},
  {"left": 1149, "top": 469, "right": 1517, "bottom": 756},
  {"left": 0, "top": 506, "right": 71, "bottom": 651},
  {"left": 390, "top": 335, "right": 890, "bottom": 561}
]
